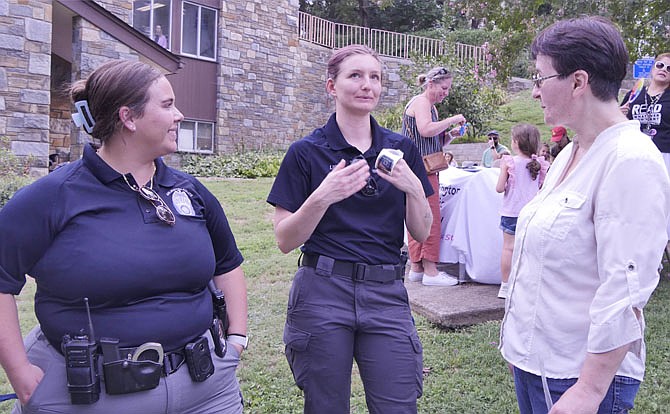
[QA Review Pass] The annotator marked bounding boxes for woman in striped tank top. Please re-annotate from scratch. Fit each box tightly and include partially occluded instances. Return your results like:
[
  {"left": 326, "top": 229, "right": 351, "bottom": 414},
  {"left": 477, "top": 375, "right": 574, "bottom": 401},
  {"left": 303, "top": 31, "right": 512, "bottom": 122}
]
[{"left": 401, "top": 66, "right": 467, "bottom": 286}]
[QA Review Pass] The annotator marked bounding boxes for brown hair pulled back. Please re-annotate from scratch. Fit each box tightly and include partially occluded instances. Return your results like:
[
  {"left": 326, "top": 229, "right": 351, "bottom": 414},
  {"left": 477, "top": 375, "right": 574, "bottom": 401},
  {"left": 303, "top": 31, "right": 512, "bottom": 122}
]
[
  {"left": 417, "top": 66, "right": 452, "bottom": 88},
  {"left": 69, "top": 60, "right": 163, "bottom": 144},
  {"left": 511, "top": 123, "right": 542, "bottom": 181},
  {"left": 326, "top": 44, "right": 382, "bottom": 81}
]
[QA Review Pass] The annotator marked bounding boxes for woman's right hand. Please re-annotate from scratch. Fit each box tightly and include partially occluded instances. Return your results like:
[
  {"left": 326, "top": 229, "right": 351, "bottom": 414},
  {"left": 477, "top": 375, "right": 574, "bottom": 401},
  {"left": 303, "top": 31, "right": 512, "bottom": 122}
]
[
  {"left": 313, "top": 159, "right": 371, "bottom": 206},
  {"left": 448, "top": 114, "right": 466, "bottom": 126},
  {"left": 8, "top": 362, "right": 44, "bottom": 404}
]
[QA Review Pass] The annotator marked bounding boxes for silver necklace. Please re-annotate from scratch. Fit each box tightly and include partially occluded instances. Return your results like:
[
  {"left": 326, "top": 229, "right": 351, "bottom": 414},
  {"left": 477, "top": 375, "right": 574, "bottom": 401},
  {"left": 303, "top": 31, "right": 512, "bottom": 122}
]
[{"left": 644, "top": 90, "right": 663, "bottom": 134}]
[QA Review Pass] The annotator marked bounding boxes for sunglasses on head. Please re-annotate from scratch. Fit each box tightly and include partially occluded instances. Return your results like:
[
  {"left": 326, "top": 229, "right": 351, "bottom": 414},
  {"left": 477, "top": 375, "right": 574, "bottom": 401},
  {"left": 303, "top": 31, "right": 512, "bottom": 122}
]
[{"left": 655, "top": 61, "right": 670, "bottom": 73}]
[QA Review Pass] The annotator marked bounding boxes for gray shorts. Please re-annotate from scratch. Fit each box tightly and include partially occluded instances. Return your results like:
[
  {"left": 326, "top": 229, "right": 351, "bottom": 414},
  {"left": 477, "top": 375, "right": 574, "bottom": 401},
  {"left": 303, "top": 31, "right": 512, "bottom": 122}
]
[{"left": 14, "top": 326, "right": 243, "bottom": 414}]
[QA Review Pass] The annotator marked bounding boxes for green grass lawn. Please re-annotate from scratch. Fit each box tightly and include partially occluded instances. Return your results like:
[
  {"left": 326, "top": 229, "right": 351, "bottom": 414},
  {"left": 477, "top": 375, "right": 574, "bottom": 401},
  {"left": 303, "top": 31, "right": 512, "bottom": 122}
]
[
  {"left": 2, "top": 91, "right": 669, "bottom": 413},
  {"left": 2, "top": 176, "right": 669, "bottom": 413}
]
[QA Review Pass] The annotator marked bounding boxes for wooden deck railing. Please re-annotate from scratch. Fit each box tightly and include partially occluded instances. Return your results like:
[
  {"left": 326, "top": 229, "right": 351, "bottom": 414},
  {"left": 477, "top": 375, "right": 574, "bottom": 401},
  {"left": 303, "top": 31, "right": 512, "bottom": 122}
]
[{"left": 298, "top": 11, "right": 487, "bottom": 65}]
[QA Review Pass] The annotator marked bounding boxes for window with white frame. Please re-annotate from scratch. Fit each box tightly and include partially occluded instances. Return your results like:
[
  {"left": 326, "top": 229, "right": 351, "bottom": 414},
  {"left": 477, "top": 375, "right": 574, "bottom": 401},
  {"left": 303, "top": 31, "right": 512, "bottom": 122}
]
[
  {"left": 181, "top": 2, "right": 217, "bottom": 60},
  {"left": 132, "top": 0, "right": 172, "bottom": 50},
  {"left": 178, "top": 121, "right": 214, "bottom": 153}
]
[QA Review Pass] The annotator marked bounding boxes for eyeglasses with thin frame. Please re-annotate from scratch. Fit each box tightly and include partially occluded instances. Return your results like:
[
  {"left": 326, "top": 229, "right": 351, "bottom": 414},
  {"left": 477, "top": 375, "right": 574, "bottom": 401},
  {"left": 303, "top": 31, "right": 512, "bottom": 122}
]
[
  {"left": 349, "top": 155, "right": 379, "bottom": 197},
  {"left": 654, "top": 61, "right": 670, "bottom": 73},
  {"left": 531, "top": 73, "right": 562, "bottom": 88},
  {"left": 137, "top": 186, "right": 176, "bottom": 225}
]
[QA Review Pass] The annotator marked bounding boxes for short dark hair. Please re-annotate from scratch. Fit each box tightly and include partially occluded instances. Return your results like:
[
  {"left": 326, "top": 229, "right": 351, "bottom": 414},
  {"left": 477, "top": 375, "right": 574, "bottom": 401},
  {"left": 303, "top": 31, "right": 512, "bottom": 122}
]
[{"left": 530, "top": 16, "right": 628, "bottom": 101}]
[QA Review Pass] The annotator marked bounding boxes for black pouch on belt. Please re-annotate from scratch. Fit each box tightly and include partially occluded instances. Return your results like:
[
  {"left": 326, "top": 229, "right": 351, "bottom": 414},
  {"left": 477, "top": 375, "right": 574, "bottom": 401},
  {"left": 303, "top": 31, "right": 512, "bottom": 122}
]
[
  {"left": 103, "top": 360, "right": 162, "bottom": 395},
  {"left": 101, "top": 340, "right": 162, "bottom": 395}
]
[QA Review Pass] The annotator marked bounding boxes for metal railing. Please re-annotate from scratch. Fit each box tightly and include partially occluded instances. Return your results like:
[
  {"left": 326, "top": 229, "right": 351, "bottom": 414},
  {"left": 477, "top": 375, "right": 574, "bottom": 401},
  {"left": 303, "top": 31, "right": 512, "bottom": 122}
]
[{"left": 298, "top": 11, "right": 487, "bottom": 64}]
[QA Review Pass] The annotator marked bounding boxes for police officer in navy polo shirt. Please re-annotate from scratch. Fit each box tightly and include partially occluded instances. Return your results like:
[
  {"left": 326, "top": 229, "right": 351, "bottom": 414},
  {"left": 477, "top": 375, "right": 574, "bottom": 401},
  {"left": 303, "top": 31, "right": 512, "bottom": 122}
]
[
  {"left": 0, "top": 60, "right": 248, "bottom": 413},
  {"left": 267, "top": 45, "right": 433, "bottom": 414}
]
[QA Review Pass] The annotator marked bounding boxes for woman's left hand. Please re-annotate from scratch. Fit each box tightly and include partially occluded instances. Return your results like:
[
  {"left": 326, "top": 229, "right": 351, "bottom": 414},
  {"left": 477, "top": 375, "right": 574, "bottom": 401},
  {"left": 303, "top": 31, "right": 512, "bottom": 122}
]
[
  {"left": 548, "top": 382, "right": 601, "bottom": 414},
  {"left": 448, "top": 127, "right": 462, "bottom": 138},
  {"left": 376, "top": 159, "right": 423, "bottom": 196},
  {"left": 229, "top": 343, "right": 244, "bottom": 356}
]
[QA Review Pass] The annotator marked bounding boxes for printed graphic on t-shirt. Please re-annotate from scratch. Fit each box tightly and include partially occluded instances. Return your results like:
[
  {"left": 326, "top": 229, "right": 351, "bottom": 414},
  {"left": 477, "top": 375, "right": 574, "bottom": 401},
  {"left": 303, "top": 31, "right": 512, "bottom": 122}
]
[{"left": 631, "top": 103, "right": 662, "bottom": 125}]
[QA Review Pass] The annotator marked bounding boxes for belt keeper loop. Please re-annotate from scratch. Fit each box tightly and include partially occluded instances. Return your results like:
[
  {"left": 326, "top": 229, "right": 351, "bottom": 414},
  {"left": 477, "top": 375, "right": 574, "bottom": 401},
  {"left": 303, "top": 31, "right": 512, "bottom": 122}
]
[
  {"left": 316, "top": 255, "right": 335, "bottom": 274},
  {"left": 353, "top": 263, "right": 367, "bottom": 281}
]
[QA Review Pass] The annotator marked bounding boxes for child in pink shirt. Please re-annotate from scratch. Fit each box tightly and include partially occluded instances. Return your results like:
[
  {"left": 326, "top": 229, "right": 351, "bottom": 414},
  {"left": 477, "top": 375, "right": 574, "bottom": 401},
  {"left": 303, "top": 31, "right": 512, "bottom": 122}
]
[{"left": 495, "top": 124, "right": 549, "bottom": 298}]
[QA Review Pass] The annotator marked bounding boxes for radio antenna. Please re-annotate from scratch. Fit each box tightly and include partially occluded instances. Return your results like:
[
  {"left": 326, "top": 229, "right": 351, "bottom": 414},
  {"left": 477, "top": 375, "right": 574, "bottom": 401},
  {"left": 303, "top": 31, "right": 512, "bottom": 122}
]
[{"left": 84, "top": 297, "right": 95, "bottom": 341}]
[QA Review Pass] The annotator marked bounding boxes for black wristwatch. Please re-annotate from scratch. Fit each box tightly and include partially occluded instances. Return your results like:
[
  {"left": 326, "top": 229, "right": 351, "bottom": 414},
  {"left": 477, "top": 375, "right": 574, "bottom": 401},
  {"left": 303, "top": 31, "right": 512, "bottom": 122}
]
[{"left": 226, "top": 334, "right": 248, "bottom": 350}]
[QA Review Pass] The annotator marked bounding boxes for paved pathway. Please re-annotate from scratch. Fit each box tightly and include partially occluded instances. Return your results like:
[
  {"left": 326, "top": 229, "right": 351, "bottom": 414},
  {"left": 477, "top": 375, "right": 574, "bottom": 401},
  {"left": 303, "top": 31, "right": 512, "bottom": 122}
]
[{"left": 405, "top": 264, "right": 505, "bottom": 329}]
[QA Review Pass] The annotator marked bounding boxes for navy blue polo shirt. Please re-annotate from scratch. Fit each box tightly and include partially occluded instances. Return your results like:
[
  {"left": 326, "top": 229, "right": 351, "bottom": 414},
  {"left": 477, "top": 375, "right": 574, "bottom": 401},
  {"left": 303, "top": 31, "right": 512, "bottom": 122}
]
[
  {"left": 267, "top": 113, "right": 432, "bottom": 264},
  {"left": 0, "top": 144, "right": 243, "bottom": 351}
]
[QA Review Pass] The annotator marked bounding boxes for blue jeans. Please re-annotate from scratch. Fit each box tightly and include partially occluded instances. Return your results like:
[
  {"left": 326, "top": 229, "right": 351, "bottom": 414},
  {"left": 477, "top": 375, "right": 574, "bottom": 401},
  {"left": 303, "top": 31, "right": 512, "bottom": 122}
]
[
  {"left": 500, "top": 216, "right": 517, "bottom": 235},
  {"left": 513, "top": 366, "right": 640, "bottom": 414}
]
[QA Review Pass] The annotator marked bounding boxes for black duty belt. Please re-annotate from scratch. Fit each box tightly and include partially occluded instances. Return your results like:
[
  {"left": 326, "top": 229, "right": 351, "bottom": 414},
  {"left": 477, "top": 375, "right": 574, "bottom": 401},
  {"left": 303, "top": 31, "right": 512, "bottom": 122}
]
[
  {"left": 118, "top": 345, "right": 185, "bottom": 376},
  {"left": 300, "top": 253, "right": 404, "bottom": 283}
]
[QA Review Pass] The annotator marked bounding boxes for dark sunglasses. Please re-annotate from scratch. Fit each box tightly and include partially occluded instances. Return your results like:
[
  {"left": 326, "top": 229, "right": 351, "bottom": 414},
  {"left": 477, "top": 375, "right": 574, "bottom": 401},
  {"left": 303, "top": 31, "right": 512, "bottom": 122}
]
[
  {"left": 655, "top": 61, "right": 670, "bottom": 73},
  {"left": 431, "top": 67, "right": 450, "bottom": 81},
  {"left": 137, "top": 186, "right": 176, "bottom": 225},
  {"left": 349, "top": 155, "right": 379, "bottom": 197}
]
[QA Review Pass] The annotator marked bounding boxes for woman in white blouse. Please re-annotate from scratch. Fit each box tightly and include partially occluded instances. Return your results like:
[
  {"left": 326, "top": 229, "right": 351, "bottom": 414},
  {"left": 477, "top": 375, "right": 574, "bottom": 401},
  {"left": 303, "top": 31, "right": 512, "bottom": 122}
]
[{"left": 499, "top": 17, "right": 670, "bottom": 414}]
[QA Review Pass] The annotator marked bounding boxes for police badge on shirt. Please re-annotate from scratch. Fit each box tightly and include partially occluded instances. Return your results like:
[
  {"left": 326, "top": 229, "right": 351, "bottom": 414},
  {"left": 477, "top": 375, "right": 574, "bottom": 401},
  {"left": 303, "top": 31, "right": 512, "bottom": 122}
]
[{"left": 168, "top": 188, "right": 196, "bottom": 216}]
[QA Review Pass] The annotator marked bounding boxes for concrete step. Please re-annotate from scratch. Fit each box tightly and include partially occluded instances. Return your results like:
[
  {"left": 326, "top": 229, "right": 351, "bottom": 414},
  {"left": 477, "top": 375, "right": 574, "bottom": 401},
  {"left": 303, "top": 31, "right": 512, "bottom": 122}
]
[{"left": 405, "top": 263, "right": 505, "bottom": 329}]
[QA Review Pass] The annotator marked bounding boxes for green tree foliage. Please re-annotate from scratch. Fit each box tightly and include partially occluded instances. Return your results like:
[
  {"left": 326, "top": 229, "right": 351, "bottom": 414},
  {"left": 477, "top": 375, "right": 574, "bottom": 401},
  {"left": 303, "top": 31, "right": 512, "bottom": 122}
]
[
  {"left": 0, "top": 137, "right": 32, "bottom": 209},
  {"left": 300, "top": 0, "right": 446, "bottom": 31},
  {"left": 302, "top": 0, "right": 670, "bottom": 82},
  {"left": 377, "top": 47, "right": 508, "bottom": 140},
  {"left": 430, "top": 51, "right": 508, "bottom": 139},
  {"left": 451, "top": 0, "right": 670, "bottom": 80}
]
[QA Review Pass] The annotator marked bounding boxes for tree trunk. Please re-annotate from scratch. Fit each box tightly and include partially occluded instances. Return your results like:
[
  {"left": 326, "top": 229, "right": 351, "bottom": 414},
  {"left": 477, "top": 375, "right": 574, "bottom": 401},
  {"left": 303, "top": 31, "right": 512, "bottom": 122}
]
[{"left": 358, "top": 0, "right": 369, "bottom": 27}]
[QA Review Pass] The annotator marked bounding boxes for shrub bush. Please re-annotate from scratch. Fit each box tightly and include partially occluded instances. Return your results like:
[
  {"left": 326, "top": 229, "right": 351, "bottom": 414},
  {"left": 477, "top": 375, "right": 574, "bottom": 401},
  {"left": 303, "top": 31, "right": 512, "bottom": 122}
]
[
  {"left": 384, "top": 47, "right": 509, "bottom": 143},
  {"left": 181, "top": 151, "right": 285, "bottom": 178},
  {"left": 0, "top": 137, "right": 32, "bottom": 209}
]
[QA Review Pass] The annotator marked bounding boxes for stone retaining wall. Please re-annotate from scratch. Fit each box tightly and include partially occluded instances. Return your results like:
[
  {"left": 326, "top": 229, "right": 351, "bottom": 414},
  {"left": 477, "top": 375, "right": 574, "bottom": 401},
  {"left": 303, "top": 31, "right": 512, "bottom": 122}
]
[{"left": 445, "top": 142, "right": 490, "bottom": 166}]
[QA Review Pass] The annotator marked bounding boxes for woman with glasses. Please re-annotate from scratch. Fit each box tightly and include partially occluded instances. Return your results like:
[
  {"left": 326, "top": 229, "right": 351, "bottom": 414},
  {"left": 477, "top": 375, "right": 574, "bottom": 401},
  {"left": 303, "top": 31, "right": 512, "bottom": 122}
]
[
  {"left": 0, "top": 60, "right": 247, "bottom": 413},
  {"left": 499, "top": 17, "right": 670, "bottom": 414},
  {"left": 401, "top": 66, "right": 466, "bottom": 286},
  {"left": 621, "top": 52, "right": 670, "bottom": 173},
  {"left": 267, "top": 44, "right": 432, "bottom": 413}
]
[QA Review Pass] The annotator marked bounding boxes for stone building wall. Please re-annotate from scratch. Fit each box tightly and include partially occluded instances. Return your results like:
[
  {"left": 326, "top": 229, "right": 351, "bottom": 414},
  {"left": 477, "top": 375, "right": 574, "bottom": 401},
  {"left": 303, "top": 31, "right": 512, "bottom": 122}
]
[
  {"left": 2, "top": 0, "right": 418, "bottom": 175},
  {"left": 216, "top": 0, "right": 414, "bottom": 152},
  {"left": 217, "top": 0, "right": 306, "bottom": 152},
  {"left": 0, "top": 0, "right": 53, "bottom": 176},
  {"left": 69, "top": 15, "right": 143, "bottom": 160},
  {"left": 289, "top": 43, "right": 413, "bottom": 147}
]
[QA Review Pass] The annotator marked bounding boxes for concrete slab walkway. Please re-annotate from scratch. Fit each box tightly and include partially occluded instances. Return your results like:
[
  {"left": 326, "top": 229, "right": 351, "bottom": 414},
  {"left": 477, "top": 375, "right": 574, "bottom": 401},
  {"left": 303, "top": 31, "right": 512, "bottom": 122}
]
[{"left": 405, "top": 264, "right": 505, "bottom": 329}]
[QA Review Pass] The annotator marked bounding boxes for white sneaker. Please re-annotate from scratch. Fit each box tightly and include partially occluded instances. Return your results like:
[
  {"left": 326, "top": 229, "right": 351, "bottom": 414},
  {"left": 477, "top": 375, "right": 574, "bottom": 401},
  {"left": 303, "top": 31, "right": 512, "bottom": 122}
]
[
  {"left": 422, "top": 272, "right": 458, "bottom": 286},
  {"left": 497, "top": 282, "right": 508, "bottom": 299},
  {"left": 407, "top": 270, "right": 423, "bottom": 282}
]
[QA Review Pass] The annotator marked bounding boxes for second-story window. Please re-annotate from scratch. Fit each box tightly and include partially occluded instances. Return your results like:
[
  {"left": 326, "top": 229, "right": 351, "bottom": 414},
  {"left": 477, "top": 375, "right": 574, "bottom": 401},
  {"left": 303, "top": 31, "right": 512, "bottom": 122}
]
[
  {"left": 133, "top": 0, "right": 172, "bottom": 50},
  {"left": 181, "top": 2, "right": 217, "bottom": 60}
]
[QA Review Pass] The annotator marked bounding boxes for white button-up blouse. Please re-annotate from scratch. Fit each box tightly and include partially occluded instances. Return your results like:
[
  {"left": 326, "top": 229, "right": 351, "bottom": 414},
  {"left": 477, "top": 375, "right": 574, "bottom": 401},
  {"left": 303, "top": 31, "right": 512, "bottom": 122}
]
[{"left": 500, "top": 120, "right": 670, "bottom": 380}]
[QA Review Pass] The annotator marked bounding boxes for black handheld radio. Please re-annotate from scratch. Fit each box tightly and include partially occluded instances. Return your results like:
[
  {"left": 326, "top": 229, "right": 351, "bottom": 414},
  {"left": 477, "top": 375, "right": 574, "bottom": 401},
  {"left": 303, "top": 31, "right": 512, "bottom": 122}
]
[
  {"left": 61, "top": 297, "right": 100, "bottom": 404},
  {"left": 208, "top": 280, "right": 228, "bottom": 358}
]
